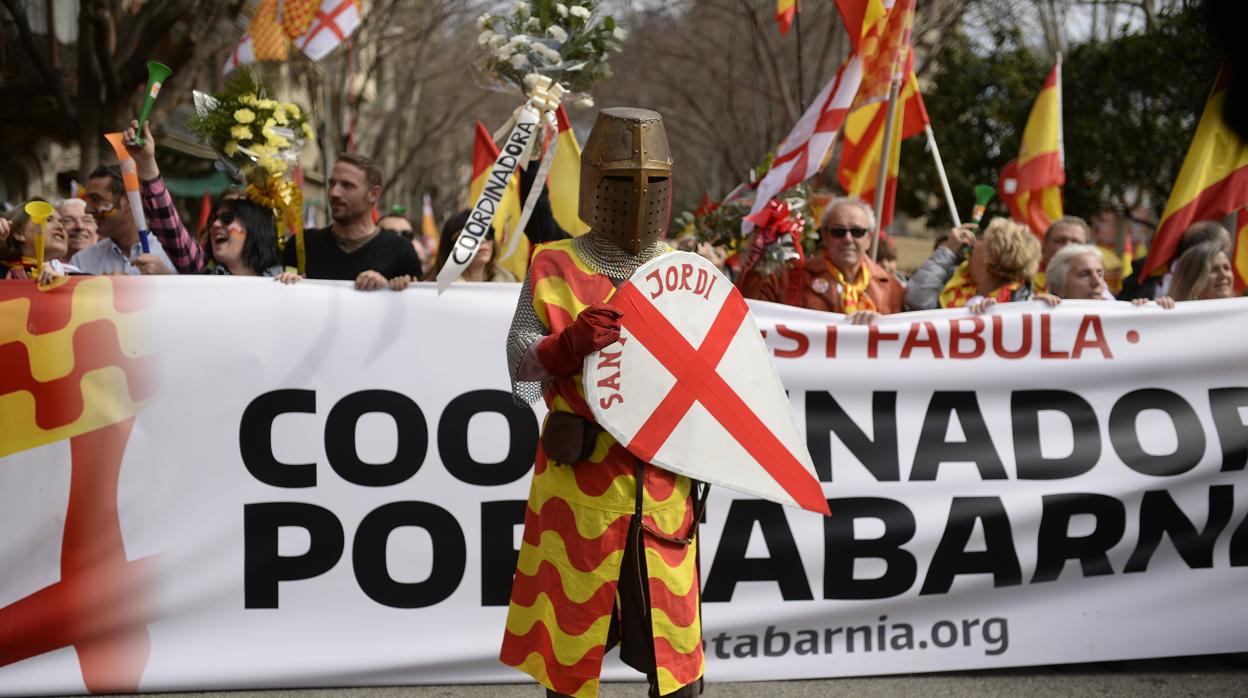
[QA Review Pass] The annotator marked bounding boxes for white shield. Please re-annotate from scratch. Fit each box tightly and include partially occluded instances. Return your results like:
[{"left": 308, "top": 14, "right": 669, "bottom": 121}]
[{"left": 585, "top": 252, "right": 829, "bottom": 515}]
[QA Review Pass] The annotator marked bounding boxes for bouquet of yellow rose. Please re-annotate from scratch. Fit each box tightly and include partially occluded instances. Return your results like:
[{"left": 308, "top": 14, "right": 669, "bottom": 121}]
[{"left": 188, "top": 69, "right": 314, "bottom": 179}]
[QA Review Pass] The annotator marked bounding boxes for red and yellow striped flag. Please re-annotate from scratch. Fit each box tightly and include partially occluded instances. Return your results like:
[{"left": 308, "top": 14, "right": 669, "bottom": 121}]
[
  {"left": 837, "top": 62, "right": 929, "bottom": 229},
  {"left": 1138, "top": 67, "right": 1248, "bottom": 286},
  {"left": 776, "top": 0, "right": 797, "bottom": 36},
  {"left": 849, "top": 0, "right": 914, "bottom": 112},
  {"left": 999, "top": 59, "right": 1065, "bottom": 237},
  {"left": 469, "top": 122, "right": 526, "bottom": 279},
  {"left": 549, "top": 106, "right": 590, "bottom": 237}
]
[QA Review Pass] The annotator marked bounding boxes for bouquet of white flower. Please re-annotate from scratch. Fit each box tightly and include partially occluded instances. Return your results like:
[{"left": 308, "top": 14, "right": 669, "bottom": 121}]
[{"left": 476, "top": 1, "right": 625, "bottom": 107}]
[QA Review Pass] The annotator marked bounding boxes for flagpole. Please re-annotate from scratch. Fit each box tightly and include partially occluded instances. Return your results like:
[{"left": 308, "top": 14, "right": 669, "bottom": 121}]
[
  {"left": 924, "top": 124, "right": 962, "bottom": 228},
  {"left": 870, "top": 74, "right": 903, "bottom": 261},
  {"left": 795, "top": 0, "right": 806, "bottom": 110}
]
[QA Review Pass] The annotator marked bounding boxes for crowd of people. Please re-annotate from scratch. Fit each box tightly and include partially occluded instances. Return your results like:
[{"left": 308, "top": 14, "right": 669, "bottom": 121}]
[{"left": 0, "top": 125, "right": 1240, "bottom": 317}]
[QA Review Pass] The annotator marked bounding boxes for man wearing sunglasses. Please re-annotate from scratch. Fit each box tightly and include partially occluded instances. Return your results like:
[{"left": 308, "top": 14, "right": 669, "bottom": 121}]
[{"left": 740, "top": 198, "right": 904, "bottom": 323}]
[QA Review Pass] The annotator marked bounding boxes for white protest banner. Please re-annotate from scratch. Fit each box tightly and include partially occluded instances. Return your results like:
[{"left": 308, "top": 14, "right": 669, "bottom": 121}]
[{"left": 1, "top": 277, "right": 1246, "bottom": 696}]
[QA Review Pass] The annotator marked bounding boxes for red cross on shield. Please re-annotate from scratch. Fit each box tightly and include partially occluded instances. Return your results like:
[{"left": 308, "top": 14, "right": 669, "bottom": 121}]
[{"left": 586, "top": 252, "right": 829, "bottom": 515}]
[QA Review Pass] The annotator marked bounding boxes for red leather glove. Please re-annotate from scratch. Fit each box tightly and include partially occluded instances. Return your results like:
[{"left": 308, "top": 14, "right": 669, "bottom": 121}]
[{"left": 536, "top": 303, "right": 623, "bottom": 378}]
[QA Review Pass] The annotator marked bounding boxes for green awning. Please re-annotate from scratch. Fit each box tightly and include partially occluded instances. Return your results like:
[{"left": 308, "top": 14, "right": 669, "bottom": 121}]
[{"left": 163, "top": 170, "right": 236, "bottom": 198}]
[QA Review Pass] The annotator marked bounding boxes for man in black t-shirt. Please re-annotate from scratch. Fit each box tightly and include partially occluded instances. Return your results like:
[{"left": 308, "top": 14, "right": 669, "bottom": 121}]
[{"left": 279, "top": 153, "right": 421, "bottom": 290}]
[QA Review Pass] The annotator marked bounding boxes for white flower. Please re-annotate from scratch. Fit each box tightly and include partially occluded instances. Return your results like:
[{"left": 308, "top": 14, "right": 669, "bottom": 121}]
[
  {"left": 574, "top": 95, "right": 594, "bottom": 109},
  {"left": 569, "top": 5, "right": 590, "bottom": 19},
  {"left": 555, "top": 3, "right": 568, "bottom": 18},
  {"left": 495, "top": 43, "right": 515, "bottom": 59},
  {"left": 478, "top": 30, "right": 495, "bottom": 46},
  {"left": 535, "top": 43, "right": 561, "bottom": 64},
  {"left": 613, "top": 27, "right": 628, "bottom": 42},
  {"left": 488, "top": 34, "right": 507, "bottom": 49},
  {"left": 477, "top": 12, "right": 492, "bottom": 29},
  {"left": 548, "top": 25, "right": 568, "bottom": 42},
  {"left": 510, "top": 53, "right": 530, "bottom": 70},
  {"left": 508, "top": 34, "right": 530, "bottom": 46},
  {"left": 513, "top": 1, "right": 529, "bottom": 18},
  {"left": 523, "top": 16, "right": 540, "bottom": 31}
]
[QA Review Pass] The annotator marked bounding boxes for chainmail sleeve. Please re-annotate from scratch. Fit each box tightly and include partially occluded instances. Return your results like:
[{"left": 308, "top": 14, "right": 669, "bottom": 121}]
[{"left": 507, "top": 266, "right": 548, "bottom": 405}]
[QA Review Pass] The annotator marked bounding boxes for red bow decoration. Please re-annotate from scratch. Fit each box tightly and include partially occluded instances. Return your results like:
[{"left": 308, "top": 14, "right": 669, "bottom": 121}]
[{"left": 744, "top": 199, "right": 805, "bottom": 262}]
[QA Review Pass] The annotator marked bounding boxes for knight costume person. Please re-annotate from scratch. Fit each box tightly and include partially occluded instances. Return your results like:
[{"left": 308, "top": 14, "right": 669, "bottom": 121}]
[{"left": 501, "top": 108, "right": 705, "bottom": 698}]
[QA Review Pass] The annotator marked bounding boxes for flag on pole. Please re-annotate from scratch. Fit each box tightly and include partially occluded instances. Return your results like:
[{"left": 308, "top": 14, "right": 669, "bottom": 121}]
[
  {"left": 548, "top": 106, "right": 590, "bottom": 236},
  {"left": 250, "top": 0, "right": 289, "bottom": 61},
  {"left": 837, "top": 62, "right": 929, "bottom": 228},
  {"left": 421, "top": 193, "right": 438, "bottom": 242},
  {"left": 848, "top": 0, "right": 915, "bottom": 112},
  {"left": 998, "top": 59, "right": 1065, "bottom": 237},
  {"left": 835, "top": 0, "right": 887, "bottom": 53},
  {"left": 298, "top": 0, "right": 363, "bottom": 62},
  {"left": 776, "top": 0, "right": 797, "bottom": 36},
  {"left": 282, "top": 0, "right": 320, "bottom": 38},
  {"left": 745, "top": 58, "right": 863, "bottom": 226},
  {"left": 469, "top": 122, "right": 527, "bottom": 279},
  {"left": 223, "top": 34, "right": 257, "bottom": 76},
  {"left": 1137, "top": 67, "right": 1248, "bottom": 285}
]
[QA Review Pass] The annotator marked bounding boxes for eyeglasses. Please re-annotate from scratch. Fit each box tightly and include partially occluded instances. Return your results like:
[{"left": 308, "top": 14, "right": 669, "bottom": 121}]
[{"left": 821, "top": 226, "right": 871, "bottom": 239}]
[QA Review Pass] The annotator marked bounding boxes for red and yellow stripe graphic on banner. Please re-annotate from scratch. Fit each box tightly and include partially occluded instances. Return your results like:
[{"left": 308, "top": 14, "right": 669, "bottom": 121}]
[
  {"left": 1138, "top": 68, "right": 1248, "bottom": 285},
  {"left": 550, "top": 106, "right": 590, "bottom": 237},
  {"left": 469, "top": 121, "right": 527, "bottom": 279},
  {"left": 1236, "top": 210, "right": 1248, "bottom": 290},
  {"left": 776, "top": 0, "right": 797, "bottom": 36},
  {"left": 0, "top": 277, "right": 157, "bottom": 457},
  {"left": 500, "top": 241, "right": 702, "bottom": 698},
  {"left": 837, "top": 62, "right": 929, "bottom": 228},
  {"left": 1000, "top": 60, "right": 1064, "bottom": 236}
]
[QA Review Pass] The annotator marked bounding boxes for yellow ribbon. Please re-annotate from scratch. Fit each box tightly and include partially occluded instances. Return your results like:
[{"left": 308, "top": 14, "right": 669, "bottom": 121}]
[{"left": 246, "top": 173, "right": 305, "bottom": 274}]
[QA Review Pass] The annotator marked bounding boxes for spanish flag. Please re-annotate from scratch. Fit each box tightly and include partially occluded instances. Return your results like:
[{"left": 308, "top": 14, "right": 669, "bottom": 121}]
[
  {"left": 777, "top": 0, "right": 797, "bottom": 36},
  {"left": 548, "top": 106, "right": 590, "bottom": 237},
  {"left": 837, "top": 59, "right": 928, "bottom": 229},
  {"left": 999, "top": 58, "right": 1064, "bottom": 237},
  {"left": 469, "top": 121, "right": 526, "bottom": 279},
  {"left": 1139, "top": 67, "right": 1248, "bottom": 288}
]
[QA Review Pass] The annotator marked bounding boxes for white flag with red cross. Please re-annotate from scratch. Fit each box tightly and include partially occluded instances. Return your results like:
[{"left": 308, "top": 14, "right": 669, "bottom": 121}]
[
  {"left": 297, "top": 0, "right": 362, "bottom": 62},
  {"left": 223, "top": 34, "right": 256, "bottom": 76},
  {"left": 585, "top": 252, "right": 830, "bottom": 515}
]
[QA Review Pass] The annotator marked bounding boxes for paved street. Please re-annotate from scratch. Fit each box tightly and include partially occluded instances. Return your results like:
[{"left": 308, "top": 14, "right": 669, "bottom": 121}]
[{"left": 106, "top": 653, "right": 1247, "bottom": 698}]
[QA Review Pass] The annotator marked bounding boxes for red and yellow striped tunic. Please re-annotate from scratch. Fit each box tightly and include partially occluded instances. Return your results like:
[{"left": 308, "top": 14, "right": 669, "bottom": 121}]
[{"left": 500, "top": 240, "right": 704, "bottom": 697}]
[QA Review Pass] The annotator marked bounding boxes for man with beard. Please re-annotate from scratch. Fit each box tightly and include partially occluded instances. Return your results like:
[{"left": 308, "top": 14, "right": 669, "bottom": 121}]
[
  {"left": 56, "top": 198, "right": 99, "bottom": 259},
  {"left": 279, "top": 153, "right": 421, "bottom": 290},
  {"left": 502, "top": 108, "right": 704, "bottom": 698}
]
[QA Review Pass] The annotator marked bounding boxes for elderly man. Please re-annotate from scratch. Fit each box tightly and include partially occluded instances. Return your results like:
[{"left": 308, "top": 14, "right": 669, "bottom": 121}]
[
  {"left": 1035, "top": 216, "right": 1089, "bottom": 291},
  {"left": 56, "top": 197, "right": 98, "bottom": 259},
  {"left": 739, "top": 197, "right": 904, "bottom": 323}
]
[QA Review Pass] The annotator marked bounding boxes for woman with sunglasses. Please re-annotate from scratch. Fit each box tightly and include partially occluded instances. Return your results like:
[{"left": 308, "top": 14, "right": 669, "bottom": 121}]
[
  {"left": 904, "top": 218, "right": 1041, "bottom": 313},
  {"left": 204, "top": 200, "right": 284, "bottom": 277},
  {"left": 739, "top": 198, "right": 904, "bottom": 324}
]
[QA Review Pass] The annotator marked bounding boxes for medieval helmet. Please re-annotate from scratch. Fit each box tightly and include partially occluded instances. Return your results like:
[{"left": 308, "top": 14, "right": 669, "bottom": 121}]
[{"left": 579, "top": 108, "right": 674, "bottom": 253}]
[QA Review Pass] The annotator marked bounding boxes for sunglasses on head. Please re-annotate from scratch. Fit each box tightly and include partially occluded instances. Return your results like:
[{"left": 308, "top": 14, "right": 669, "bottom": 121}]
[{"left": 821, "top": 226, "right": 871, "bottom": 239}]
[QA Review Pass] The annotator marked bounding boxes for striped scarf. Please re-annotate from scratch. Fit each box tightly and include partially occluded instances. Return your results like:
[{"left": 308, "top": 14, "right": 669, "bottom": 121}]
[
  {"left": 939, "top": 261, "right": 1022, "bottom": 308},
  {"left": 830, "top": 262, "right": 876, "bottom": 314}
]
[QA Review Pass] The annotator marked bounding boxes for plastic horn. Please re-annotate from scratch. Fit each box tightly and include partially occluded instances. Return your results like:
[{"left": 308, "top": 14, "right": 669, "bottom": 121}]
[
  {"left": 134, "top": 61, "right": 172, "bottom": 146},
  {"left": 24, "top": 200, "right": 54, "bottom": 276},
  {"left": 970, "top": 184, "right": 996, "bottom": 227},
  {"left": 104, "top": 132, "right": 152, "bottom": 254}
]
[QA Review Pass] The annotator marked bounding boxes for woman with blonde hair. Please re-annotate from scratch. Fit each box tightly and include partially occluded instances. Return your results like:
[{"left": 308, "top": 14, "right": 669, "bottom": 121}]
[
  {"left": 1169, "top": 240, "right": 1236, "bottom": 301},
  {"left": 904, "top": 217, "right": 1041, "bottom": 312}
]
